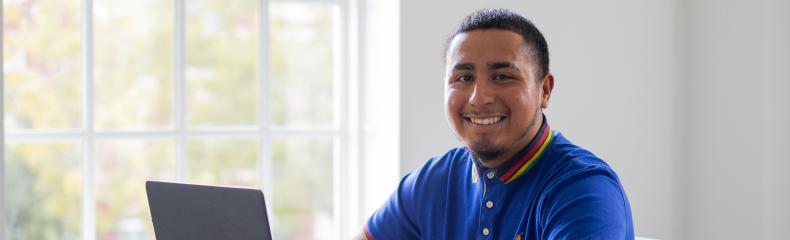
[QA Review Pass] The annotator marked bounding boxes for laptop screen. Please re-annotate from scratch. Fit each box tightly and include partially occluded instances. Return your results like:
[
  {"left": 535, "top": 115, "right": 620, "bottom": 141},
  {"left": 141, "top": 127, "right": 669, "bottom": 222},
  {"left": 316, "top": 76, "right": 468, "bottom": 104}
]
[{"left": 146, "top": 181, "right": 273, "bottom": 240}]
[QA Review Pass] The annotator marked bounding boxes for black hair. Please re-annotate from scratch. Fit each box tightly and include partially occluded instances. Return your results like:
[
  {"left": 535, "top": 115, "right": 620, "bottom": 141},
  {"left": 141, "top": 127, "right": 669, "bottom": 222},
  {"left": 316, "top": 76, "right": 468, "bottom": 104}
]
[{"left": 446, "top": 8, "right": 550, "bottom": 79}]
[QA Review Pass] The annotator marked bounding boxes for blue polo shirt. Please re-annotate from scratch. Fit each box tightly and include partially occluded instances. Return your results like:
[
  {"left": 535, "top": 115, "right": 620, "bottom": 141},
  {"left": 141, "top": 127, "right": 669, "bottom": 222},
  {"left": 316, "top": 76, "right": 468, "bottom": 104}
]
[{"left": 364, "top": 120, "right": 633, "bottom": 239}]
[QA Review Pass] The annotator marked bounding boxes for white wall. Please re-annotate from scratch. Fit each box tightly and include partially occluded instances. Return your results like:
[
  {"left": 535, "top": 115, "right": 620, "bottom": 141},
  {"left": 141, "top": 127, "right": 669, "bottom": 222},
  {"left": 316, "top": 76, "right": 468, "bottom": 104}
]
[
  {"left": 761, "top": 1, "right": 790, "bottom": 238},
  {"left": 399, "top": 0, "right": 790, "bottom": 239},
  {"left": 681, "top": 0, "right": 790, "bottom": 239}
]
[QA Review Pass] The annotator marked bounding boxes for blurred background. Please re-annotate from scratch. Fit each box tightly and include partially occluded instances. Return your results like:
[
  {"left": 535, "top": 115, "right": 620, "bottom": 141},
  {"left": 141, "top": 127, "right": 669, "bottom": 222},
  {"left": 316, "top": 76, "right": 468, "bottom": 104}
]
[{"left": 2, "top": 0, "right": 789, "bottom": 239}]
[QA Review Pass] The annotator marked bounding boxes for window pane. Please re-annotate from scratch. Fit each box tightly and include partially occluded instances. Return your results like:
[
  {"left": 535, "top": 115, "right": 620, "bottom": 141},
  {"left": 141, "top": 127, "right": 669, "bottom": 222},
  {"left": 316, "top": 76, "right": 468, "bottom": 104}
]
[
  {"left": 270, "top": 3, "right": 336, "bottom": 127},
  {"left": 185, "top": 0, "right": 258, "bottom": 127},
  {"left": 3, "top": 0, "right": 81, "bottom": 130},
  {"left": 4, "top": 142, "right": 82, "bottom": 240},
  {"left": 187, "top": 139, "right": 258, "bottom": 187},
  {"left": 271, "top": 137, "right": 333, "bottom": 239},
  {"left": 94, "top": 0, "right": 173, "bottom": 130},
  {"left": 95, "top": 140, "right": 175, "bottom": 240}
]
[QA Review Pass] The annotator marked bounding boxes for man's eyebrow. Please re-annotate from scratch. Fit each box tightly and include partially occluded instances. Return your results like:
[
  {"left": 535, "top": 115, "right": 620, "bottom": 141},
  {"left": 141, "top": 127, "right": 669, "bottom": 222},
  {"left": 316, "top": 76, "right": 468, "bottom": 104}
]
[
  {"left": 453, "top": 63, "right": 474, "bottom": 70},
  {"left": 488, "top": 62, "right": 516, "bottom": 70}
]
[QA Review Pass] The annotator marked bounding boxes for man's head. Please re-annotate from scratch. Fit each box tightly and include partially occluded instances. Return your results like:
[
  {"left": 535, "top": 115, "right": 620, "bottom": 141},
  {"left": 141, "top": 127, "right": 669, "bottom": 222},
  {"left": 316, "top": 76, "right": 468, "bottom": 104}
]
[
  {"left": 445, "top": 8, "right": 550, "bottom": 79},
  {"left": 444, "top": 8, "right": 554, "bottom": 168}
]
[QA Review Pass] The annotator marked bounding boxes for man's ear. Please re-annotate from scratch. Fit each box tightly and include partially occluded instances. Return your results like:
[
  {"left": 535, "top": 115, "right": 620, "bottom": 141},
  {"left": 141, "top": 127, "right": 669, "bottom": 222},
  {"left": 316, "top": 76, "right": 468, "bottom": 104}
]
[{"left": 540, "top": 73, "right": 554, "bottom": 109}]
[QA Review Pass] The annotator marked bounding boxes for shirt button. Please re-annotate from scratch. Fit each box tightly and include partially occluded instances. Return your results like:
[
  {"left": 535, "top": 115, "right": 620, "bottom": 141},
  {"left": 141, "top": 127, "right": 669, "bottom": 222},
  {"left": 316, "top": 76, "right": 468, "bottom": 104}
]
[
  {"left": 482, "top": 227, "right": 490, "bottom": 236},
  {"left": 486, "top": 201, "right": 494, "bottom": 208},
  {"left": 486, "top": 172, "right": 495, "bottom": 179}
]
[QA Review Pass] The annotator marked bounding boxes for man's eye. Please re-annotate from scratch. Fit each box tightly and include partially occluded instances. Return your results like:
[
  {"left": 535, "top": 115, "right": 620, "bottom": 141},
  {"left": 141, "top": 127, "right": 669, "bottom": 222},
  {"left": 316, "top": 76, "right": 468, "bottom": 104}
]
[
  {"left": 494, "top": 74, "right": 513, "bottom": 80},
  {"left": 457, "top": 75, "right": 473, "bottom": 82}
]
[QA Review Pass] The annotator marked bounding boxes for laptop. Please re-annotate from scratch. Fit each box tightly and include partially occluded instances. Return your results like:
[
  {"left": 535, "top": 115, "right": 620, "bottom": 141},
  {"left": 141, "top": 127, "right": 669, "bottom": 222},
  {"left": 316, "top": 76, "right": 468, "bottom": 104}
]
[{"left": 146, "top": 181, "right": 273, "bottom": 240}]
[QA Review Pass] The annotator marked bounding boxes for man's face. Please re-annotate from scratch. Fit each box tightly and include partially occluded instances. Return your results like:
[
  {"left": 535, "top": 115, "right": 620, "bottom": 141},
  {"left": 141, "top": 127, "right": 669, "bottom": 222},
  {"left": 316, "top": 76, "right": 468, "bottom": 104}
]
[{"left": 444, "top": 29, "right": 552, "bottom": 166}]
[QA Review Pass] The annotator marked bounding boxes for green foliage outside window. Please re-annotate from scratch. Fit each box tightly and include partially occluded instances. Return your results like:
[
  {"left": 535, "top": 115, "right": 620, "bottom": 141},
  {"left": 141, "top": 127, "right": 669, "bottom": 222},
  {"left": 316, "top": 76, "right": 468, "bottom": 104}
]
[{"left": 4, "top": 0, "right": 338, "bottom": 239}]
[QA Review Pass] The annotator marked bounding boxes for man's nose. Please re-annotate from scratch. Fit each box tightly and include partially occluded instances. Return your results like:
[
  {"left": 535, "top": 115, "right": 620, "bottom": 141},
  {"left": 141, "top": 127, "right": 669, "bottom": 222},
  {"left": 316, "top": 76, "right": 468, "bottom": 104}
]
[{"left": 469, "top": 80, "right": 495, "bottom": 106}]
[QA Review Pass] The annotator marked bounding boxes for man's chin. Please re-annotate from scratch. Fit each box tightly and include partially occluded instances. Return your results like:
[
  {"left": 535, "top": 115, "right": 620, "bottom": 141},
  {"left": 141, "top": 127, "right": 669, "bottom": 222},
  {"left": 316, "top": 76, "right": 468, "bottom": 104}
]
[{"left": 468, "top": 145, "right": 505, "bottom": 163}]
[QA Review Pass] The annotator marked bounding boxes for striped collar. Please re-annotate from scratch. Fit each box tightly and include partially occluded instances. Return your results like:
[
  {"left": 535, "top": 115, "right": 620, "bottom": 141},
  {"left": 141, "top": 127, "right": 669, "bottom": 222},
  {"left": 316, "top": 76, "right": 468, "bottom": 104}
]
[{"left": 471, "top": 115, "right": 554, "bottom": 184}]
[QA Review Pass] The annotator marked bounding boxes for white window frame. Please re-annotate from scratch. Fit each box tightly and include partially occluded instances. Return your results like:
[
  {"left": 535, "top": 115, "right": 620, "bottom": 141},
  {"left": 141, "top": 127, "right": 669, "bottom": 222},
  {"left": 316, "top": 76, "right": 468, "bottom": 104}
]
[
  {"left": 0, "top": 0, "right": 366, "bottom": 239},
  {"left": 1, "top": 2, "right": 5, "bottom": 240}
]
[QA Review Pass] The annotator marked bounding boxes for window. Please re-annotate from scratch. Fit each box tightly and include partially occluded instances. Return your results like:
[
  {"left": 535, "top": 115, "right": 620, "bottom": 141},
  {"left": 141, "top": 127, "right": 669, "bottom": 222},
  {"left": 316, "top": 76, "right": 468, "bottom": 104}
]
[{"left": 2, "top": 0, "right": 364, "bottom": 239}]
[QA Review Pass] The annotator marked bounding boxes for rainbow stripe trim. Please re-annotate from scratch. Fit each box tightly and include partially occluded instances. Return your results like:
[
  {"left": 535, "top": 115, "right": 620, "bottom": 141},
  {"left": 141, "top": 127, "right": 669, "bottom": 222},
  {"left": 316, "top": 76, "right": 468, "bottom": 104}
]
[
  {"left": 471, "top": 164, "right": 480, "bottom": 183},
  {"left": 502, "top": 128, "right": 553, "bottom": 184},
  {"left": 363, "top": 225, "right": 374, "bottom": 240},
  {"left": 499, "top": 130, "right": 554, "bottom": 183},
  {"left": 468, "top": 119, "right": 555, "bottom": 184}
]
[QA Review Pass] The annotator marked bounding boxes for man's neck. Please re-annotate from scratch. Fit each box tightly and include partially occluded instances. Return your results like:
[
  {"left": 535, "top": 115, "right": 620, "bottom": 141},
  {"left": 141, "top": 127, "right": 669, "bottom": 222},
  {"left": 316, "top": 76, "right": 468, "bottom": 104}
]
[
  {"left": 473, "top": 114, "right": 552, "bottom": 183},
  {"left": 479, "top": 117, "right": 543, "bottom": 170}
]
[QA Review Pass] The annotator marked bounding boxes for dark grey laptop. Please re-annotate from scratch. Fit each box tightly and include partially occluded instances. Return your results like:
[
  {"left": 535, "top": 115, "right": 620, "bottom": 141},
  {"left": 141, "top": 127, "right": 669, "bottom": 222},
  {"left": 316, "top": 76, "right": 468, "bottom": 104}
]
[{"left": 146, "top": 181, "right": 273, "bottom": 240}]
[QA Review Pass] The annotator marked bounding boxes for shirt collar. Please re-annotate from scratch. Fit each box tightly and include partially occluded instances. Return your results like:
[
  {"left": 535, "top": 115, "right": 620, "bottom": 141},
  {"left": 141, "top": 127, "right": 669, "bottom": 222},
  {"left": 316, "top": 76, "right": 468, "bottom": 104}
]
[{"left": 471, "top": 115, "right": 554, "bottom": 184}]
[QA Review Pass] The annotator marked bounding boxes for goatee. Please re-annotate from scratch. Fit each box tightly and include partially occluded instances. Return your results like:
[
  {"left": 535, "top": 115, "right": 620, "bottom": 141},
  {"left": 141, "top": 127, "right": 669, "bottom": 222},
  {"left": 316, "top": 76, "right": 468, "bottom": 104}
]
[{"left": 471, "top": 148, "right": 504, "bottom": 163}]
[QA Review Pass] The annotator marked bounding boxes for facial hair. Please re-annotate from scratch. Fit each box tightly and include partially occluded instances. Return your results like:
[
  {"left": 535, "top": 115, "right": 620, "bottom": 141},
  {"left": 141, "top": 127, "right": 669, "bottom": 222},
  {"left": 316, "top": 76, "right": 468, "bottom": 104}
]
[
  {"left": 471, "top": 149, "right": 505, "bottom": 163},
  {"left": 468, "top": 124, "right": 532, "bottom": 164},
  {"left": 467, "top": 134, "right": 506, "bottom": 163}
]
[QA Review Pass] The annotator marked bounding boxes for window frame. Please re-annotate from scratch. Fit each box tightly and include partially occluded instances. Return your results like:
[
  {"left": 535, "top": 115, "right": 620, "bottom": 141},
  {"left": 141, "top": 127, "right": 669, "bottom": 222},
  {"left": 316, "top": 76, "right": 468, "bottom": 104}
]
[{"left": 0, "top": 0, "right": 364, "bottom": 239}]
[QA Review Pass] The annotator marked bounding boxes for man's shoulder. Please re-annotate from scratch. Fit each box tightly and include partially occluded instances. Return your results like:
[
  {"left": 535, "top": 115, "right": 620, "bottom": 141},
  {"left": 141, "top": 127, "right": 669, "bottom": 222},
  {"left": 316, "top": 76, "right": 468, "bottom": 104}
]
[
  {"left": 536, "top": 132, "right": 633, "bottom": 238},
  {"left": 546, "top": 132, "right": 614, "bottom": 174},
  {"left": 414, "top": 146, "right": 471, "bottom": 171},
  {"left": 540, "top": 132, "right": 625, "bottom": 195},
  {"left": 404, "top": 147, "right": 472, "bottom": 186}
]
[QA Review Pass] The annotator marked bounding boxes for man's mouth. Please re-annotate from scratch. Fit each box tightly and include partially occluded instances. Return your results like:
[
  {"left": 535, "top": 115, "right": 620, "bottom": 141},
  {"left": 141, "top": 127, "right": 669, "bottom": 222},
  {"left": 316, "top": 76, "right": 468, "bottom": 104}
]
[{"left": 465, "top": 116, "right": 506, "bottom": 125}]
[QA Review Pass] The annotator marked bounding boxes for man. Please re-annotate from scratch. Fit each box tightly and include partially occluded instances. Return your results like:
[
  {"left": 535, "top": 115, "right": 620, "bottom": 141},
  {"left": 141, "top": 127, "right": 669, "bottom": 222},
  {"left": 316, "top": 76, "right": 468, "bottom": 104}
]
[{"left": 360, "top": 8, "right": 633, "bottom": 239}]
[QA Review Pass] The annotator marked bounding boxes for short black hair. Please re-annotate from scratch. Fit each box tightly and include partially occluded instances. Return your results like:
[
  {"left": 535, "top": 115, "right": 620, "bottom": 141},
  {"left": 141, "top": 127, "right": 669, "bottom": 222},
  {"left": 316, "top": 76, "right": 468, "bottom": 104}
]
[{"left": 446, "top": 8, "right": 550, "bottom": 79}]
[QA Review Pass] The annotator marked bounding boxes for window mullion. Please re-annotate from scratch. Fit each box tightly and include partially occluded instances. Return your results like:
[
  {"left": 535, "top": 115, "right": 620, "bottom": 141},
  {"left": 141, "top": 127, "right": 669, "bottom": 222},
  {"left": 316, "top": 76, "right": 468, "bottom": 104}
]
[
  {"left": 350, "top": 0, "right": 367, "bottom": 233},
  {"left": 0, "top": 2, "right": 5, "bottom": 240},
  {"left": 258, "top": 0, "right": 275, "bottom": 229},
  {"left": 174, "top": 0, "right": 187, "bottom": 182},
  {"left": 346, "top": 0, "right": 367, "bottom": 236},
  {"left": 81, "top": 0, "right": 96, "bottom": 239},
  {"left": 335, "top": 1, "right": 362, "bottom": 238}
]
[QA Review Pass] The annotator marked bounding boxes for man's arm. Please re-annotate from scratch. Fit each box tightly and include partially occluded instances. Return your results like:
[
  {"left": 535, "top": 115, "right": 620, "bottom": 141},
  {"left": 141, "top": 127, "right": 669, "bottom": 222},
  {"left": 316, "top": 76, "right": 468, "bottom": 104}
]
[
  {"left": 361, "top": 171, "right": 421, "bottom": 240},
  {"left": 352, "top": 226, "right": 371, "bottom": 240}
]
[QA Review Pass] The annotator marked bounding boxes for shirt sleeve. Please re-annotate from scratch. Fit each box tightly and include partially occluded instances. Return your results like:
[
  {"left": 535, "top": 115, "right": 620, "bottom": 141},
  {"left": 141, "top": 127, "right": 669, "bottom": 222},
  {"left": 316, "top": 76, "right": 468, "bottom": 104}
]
[
  {"left": 539, "top": 164, "right": 634, "bottom": 239},
  {"left": 365, "top": 171, "right": 421, "bottom": 240}
]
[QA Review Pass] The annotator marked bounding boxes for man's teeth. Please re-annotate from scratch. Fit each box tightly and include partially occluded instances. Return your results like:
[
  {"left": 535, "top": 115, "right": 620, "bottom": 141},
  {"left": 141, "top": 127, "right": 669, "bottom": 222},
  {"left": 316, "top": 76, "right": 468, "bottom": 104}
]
[{"left": 469, "top": 117, "right": 503, "bottom": 125}]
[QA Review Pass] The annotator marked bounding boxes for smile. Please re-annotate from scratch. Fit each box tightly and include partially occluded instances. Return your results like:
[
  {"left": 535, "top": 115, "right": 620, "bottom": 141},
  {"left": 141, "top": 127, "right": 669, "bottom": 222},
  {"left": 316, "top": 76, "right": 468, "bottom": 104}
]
[{"left": 466, "top": 116, "right": 505, "bottom": 125}]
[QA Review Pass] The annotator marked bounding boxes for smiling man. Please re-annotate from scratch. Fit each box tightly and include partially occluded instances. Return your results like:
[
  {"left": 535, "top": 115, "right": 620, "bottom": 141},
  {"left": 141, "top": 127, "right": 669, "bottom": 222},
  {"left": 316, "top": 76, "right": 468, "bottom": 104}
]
[{"left": 360, "top": 8, "right": 633, "bottom": 239}]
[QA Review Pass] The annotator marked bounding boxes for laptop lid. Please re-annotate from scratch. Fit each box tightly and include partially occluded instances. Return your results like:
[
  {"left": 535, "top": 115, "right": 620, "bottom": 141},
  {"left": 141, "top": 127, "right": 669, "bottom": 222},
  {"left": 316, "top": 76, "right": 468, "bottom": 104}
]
[{"left": 146, "top": 181, "right": 273, "bottom": 240}]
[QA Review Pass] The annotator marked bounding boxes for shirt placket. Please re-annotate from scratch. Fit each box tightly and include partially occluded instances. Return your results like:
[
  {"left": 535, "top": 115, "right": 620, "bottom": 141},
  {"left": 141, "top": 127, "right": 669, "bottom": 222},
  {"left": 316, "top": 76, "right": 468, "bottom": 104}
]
[{"left": 479, "top": 169, "right": 501, "bottom": 240}]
